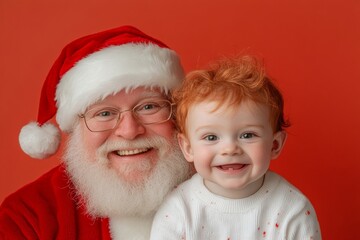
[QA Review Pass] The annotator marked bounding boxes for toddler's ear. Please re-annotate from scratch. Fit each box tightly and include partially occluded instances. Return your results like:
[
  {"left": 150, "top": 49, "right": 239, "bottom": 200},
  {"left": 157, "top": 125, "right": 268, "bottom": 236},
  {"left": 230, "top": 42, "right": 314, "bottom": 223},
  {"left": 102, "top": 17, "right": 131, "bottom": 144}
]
[
  {"left": 271, "top": 131, "right": 287, "bottom": 159},
  {"left": 177, "top": 133, "right": 194, "bottom": 163}
]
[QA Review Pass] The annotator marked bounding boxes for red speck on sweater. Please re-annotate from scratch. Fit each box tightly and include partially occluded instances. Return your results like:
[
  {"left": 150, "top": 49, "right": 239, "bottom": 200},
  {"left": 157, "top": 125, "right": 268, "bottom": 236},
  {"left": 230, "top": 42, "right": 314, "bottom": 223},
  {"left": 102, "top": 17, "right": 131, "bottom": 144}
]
[
  {"left": 275, "top": 223, "right": 279, "bottom": 228},
  {"left": 306, "top": 210, "right": 311, "bottom": 215}
]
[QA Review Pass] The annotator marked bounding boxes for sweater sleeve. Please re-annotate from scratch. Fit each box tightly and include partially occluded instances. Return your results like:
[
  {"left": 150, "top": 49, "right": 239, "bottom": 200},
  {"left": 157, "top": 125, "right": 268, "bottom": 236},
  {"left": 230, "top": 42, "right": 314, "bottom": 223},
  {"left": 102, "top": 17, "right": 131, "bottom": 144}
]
[
  {"left": 286, "top": 200, "right": 322, "bottom": 240},
  {"left": 263, "top": 173, "right": 322, "bottom": 240}
]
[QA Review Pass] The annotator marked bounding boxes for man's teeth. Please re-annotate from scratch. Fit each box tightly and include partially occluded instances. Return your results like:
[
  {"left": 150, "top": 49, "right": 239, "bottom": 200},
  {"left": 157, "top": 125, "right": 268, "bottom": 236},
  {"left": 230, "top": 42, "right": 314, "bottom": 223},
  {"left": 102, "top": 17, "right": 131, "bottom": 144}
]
[{"left": 117, "top": 148, "right": 149, "bottom": 156}]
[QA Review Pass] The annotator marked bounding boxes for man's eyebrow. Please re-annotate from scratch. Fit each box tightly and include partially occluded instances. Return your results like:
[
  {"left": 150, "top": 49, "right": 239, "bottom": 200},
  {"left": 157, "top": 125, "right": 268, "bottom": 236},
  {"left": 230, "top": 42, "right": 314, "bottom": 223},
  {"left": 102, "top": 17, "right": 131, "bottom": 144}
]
[{"left": 140, "top": 92, "right": 167, "bottom": 98}]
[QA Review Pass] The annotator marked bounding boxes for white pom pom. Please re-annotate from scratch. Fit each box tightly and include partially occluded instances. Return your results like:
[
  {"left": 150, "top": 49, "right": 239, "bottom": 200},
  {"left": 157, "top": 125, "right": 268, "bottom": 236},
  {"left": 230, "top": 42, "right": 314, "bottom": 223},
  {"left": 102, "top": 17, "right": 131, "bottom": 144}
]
[{"left": 19, "top": 122, "right": 61, "bottom": 159}]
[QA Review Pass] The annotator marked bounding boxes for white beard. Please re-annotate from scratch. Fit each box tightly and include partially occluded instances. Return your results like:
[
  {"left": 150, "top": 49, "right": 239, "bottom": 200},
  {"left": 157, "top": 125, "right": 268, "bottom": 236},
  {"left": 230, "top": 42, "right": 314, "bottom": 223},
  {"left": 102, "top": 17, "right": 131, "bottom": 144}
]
[{"left": 63, "top": 124, "right": 191, "bottom": 219}]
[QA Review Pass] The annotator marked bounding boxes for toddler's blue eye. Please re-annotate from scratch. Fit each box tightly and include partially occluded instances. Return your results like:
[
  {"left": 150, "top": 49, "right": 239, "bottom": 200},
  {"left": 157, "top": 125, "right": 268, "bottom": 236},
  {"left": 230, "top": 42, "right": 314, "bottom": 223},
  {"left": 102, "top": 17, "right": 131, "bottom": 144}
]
[
  {"left": 241, "top": 133, "right": 254, "bottom": 139},
  {"left": 204, "top": 135, "right": 218, "bottom": 141}
]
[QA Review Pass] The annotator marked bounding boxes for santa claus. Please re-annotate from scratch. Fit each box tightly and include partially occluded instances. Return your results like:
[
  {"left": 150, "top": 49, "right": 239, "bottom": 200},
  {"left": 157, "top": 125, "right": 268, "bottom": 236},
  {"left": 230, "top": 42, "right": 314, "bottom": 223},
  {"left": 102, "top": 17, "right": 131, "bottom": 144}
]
[{"left": 0, "top": 25, "right": 191, "bottom": 239}]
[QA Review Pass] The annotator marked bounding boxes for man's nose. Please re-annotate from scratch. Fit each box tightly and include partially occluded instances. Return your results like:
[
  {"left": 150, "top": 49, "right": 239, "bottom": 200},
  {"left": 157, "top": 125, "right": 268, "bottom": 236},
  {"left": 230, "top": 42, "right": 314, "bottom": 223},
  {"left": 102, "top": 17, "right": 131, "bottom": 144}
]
[{"left": 113, "top": 111, "right": 146, "bottom": 139}]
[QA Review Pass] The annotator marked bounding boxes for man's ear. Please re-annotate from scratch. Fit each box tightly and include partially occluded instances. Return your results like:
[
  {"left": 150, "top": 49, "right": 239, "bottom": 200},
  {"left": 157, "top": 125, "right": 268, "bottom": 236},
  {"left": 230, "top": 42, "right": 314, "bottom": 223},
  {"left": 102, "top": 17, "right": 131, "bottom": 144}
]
[
  {"left": 177, "top": 133, "right": 194, "bottom": 163},
  {"left": 271, "top": 131, "right": 287, "bottom": 159}
]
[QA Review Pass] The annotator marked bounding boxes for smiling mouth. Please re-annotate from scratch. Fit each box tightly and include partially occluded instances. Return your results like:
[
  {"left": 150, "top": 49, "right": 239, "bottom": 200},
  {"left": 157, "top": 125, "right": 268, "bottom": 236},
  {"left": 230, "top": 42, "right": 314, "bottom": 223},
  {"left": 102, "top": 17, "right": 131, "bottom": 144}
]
[
  {"left": 116, "top": 148, "right": 151, "bottom": 156},
  {"left": 217, "top": 164, "right": 246, "bottom": 171}
]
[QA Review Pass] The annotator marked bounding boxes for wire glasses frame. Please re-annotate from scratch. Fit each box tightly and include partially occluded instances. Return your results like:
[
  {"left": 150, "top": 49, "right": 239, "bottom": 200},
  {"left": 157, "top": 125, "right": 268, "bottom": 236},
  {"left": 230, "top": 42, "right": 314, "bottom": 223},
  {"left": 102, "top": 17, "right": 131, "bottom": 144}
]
[{"left": 79, "top": 100, "right": 175, "bottom": 132}]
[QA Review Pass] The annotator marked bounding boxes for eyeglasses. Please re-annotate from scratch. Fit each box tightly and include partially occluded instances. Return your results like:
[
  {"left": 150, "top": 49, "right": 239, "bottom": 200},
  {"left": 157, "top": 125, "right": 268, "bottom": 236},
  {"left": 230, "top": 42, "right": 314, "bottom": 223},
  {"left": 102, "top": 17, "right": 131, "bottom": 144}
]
[{"left": 79, "top": 99, "right": 175, "bottom": 132}]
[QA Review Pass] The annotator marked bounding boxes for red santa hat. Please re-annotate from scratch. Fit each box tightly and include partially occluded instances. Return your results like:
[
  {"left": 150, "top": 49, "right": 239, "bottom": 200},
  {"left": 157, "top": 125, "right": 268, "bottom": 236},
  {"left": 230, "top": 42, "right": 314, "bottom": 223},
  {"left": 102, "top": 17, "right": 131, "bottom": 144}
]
[{"left": 19, "top": 25, "right": 184, "bottom": 159}]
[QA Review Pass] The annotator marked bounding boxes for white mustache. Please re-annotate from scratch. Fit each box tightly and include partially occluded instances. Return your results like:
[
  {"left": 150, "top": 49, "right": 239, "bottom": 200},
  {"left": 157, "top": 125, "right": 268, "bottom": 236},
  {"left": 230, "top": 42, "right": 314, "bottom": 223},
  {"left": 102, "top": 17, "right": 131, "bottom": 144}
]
[
  {"left": 117, "top": 148, "right": 150, "bottom": 156},
  {"left": 97, "top": 136, "right": 172, "bottom": 158}
]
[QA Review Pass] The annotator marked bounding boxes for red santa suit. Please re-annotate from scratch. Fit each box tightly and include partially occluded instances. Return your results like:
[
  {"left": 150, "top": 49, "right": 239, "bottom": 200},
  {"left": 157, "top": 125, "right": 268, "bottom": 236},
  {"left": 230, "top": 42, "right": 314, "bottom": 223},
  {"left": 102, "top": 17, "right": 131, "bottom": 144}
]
[{"left": 0, "top": 165, "right": 111, "bottom": 239}]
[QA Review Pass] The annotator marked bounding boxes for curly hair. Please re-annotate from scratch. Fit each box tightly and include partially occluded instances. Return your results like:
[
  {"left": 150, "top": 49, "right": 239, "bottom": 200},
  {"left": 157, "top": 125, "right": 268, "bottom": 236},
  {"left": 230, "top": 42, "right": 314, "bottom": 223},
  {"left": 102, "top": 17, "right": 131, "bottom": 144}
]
[{"left": 172, "top": 55, "right": 290, "bottom": 136}]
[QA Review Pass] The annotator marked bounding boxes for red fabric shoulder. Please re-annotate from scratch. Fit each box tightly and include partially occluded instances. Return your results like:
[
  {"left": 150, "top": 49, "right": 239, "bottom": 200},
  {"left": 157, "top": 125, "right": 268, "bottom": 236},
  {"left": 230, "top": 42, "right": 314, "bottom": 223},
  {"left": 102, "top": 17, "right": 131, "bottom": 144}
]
[{"left": 0, "top": 165, "right": 110, "bottom": 240}]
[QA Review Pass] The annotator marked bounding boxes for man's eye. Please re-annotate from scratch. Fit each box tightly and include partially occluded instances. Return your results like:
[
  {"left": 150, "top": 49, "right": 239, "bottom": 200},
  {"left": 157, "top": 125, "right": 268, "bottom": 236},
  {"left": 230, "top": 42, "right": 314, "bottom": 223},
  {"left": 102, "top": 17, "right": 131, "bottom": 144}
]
[
  {"left": 240, "top": 132, "right": 255, "bottom": 139},
  {"left": 92, "top": 109, "right": 118, "bottom": 121},
  {"left": 144, "top": 103, "right": 159, "bottom": 110},
  {"left": 136, "top": 102, "right": 161, "bottom": 113},
  {"left": 204, "top": 135, "right": 218, "bottom": 141},
  {"left": 97, "top": 111, "right": 111, "bottom": 117}
]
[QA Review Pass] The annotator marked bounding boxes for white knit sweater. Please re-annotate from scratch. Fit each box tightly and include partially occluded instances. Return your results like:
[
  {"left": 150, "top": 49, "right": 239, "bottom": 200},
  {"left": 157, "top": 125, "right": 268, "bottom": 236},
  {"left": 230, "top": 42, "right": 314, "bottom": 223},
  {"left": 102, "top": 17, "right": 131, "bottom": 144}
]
[{"left": 150, "top": 171, "right": 321, "bottom": 240}]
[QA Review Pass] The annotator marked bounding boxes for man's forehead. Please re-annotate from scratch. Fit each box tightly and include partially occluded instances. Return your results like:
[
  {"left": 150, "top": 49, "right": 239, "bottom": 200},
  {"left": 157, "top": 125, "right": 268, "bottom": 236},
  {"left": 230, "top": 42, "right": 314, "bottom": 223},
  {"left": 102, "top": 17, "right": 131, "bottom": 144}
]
[
  {"left": 88, "top": 87, "right": 168, "bottom": 108},
  {"left": 120, "top": 86, "right": 167, "bottom": 98}
]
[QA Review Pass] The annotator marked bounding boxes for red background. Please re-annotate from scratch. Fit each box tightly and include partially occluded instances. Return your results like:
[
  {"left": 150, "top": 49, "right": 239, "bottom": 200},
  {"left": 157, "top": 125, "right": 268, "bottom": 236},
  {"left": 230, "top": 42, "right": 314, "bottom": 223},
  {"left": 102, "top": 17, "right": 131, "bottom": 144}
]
[{"left": 1, "top": 1, "right": 359, "bottom": 239}]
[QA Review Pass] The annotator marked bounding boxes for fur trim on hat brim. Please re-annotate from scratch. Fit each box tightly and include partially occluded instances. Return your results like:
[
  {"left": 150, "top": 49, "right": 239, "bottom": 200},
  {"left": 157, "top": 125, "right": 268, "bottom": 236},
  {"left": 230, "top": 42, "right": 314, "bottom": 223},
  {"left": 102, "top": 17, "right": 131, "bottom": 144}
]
[{"left": 55, "top": 43, "right": 184, "bottom": 132}]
